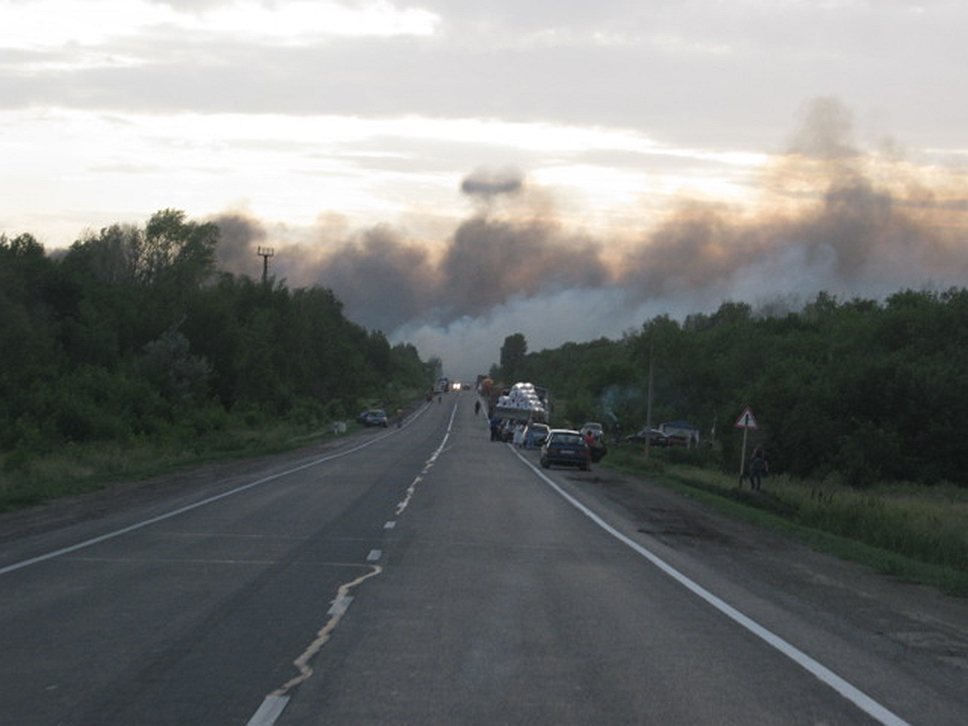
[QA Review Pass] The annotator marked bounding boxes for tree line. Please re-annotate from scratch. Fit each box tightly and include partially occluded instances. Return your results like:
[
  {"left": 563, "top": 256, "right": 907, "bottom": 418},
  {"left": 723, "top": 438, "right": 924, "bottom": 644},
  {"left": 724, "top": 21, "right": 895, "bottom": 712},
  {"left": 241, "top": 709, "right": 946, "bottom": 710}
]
[
  {"left": 500, "top": 290, "right": 968, "bottom": 487},
  {"left": 0, "top": 210, "right": 435, "bottom": 466}
]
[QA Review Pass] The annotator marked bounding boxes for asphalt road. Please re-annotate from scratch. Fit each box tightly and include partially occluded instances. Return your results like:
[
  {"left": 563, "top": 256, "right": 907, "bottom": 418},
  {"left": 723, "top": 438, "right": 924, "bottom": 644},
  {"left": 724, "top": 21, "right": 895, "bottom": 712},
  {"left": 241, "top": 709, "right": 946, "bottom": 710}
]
[{"left": 0, "top": 394, "right": 964, "bottom": 725}]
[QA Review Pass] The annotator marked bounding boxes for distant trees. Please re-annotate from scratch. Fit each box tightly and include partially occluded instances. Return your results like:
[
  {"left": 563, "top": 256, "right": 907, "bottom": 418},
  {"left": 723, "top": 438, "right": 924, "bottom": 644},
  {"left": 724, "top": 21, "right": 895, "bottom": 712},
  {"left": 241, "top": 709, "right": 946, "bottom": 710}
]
[
  {"left": 0, "top": 211, "right": 436, "bottom": 461},
  {"left": 508, "top": 291, "right": 968, "bottom": 487},
  {"left": 499, "top": 333, "right": 527, "bottom": 382}
]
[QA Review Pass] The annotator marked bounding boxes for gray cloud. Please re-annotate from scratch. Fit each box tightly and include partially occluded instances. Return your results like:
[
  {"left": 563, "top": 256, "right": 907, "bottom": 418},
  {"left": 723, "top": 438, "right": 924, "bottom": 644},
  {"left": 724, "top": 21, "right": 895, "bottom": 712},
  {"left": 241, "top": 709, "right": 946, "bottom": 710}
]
[{"left": 4, "top": 5, "right": 966, "bottom": 149}]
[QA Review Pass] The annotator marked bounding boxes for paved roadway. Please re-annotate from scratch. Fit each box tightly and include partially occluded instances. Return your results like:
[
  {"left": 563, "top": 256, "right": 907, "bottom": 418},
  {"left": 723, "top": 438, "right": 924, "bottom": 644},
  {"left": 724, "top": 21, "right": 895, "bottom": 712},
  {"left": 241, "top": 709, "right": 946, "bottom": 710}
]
[{"left": 0, "top": 394, "right": 960, "bottom": 724}]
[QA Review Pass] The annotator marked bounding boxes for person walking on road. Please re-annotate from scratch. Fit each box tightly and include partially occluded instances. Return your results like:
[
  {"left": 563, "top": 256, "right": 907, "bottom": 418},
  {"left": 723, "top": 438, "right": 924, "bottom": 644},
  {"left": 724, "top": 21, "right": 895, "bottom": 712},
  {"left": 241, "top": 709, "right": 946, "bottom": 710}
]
[
  {"left": 512, "top": 422, "right": 526, "bottom": 447},
  {"left": 474, "top": 400, "right": 481, "bottom": 416},
  {"left": 749, "top": 446, "right": 768, "bottom": 491}
]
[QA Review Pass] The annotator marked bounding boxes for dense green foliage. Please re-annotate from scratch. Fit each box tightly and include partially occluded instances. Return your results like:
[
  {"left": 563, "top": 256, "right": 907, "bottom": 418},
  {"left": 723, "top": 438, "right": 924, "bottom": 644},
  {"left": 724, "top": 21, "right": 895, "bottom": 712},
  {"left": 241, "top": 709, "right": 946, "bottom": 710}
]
[
  {"left": 512, "top": 292, "right": 968, "bottom": 486},
  {"left": 499, "top": 333, "right": 528, "bottom": 383},
  {"left": 0, "top": 210, "right": 435, "bottom": 467}
]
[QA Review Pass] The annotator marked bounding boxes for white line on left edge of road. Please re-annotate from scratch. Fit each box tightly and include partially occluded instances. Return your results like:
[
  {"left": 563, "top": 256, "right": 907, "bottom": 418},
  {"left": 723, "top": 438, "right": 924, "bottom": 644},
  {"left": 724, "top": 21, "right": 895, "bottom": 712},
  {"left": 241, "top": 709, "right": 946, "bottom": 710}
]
[
  {"left": 511, "top": 447, "right": 910, "bottom": 726},
  {"left": 0, "top": 403, "right": 432, "bottom": 577}
]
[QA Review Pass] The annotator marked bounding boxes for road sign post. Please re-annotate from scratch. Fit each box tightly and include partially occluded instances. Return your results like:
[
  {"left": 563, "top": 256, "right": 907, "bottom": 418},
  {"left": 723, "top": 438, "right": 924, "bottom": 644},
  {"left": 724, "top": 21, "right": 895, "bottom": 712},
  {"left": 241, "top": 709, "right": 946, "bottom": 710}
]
[{"left": 734, "top": 407, "right": 758, "bottom": 485}]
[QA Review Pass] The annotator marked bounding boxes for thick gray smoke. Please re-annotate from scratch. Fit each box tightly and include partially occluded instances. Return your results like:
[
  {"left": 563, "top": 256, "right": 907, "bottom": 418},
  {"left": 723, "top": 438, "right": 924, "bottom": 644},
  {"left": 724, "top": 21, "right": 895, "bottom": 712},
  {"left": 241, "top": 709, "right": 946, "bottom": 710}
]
[
  {"left": 213, "top": 211, "right": 265, "bottom": 274},
  {"left": 435, "top": 217, "right": 608, "bottom": 318},
  {"left": 309, "top": 225, "right": 435, "bottom": 333},
  {"left": 213, "top": 99, "right": 968, "bottom": 376},
  {"left": 460, "top": 168, "right": 525, "bottom": 199}
]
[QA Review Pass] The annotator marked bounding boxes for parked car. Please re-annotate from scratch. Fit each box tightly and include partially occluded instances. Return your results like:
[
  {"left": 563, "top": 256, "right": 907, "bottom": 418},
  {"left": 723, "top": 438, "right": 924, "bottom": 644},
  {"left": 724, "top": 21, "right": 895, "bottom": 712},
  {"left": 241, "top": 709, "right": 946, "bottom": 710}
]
[
  {"left": 361, "top": 409, "right": 388, "bottom": 427},
  {"left": 523, "top": 423, "right": 550, "bottom": 449},
  {"left": 540, "top": 429, "right": 591, "bottom": 471},
  {"left": 624, "top": 427, "right": 669, "bottom": 447},
  {"left": 580, "top": 422, "right": 604, "bottom": 441}
]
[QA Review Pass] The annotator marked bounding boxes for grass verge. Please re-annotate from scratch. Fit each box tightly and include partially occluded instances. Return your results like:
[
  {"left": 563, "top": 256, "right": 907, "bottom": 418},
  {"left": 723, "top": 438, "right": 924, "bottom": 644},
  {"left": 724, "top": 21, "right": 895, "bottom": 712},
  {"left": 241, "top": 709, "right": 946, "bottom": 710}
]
[
  {"left": 0, "top": 418, "right": 370, "bottom": 514},
  {"left": 603, "top": 446, "right": 968, "bottom": 597}
]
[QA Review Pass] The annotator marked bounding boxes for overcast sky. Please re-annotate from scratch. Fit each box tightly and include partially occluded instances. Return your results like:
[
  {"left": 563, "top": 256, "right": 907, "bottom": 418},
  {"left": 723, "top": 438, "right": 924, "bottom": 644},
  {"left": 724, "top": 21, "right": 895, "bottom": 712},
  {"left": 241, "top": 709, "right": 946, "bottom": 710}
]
[{"left": 3, "top": 0, "right": 967, "bottom": 375}]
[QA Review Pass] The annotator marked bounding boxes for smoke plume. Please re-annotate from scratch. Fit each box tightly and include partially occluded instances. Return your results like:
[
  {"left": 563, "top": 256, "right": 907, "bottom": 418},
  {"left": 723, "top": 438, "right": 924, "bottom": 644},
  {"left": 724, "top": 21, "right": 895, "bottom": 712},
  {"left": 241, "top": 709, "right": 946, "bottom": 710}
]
[
  {"left": 460, "top": 168, "right": 525, "bottom": 199},
  {"left": 213, "top": 99, "right": 968, "bottom": 376}
]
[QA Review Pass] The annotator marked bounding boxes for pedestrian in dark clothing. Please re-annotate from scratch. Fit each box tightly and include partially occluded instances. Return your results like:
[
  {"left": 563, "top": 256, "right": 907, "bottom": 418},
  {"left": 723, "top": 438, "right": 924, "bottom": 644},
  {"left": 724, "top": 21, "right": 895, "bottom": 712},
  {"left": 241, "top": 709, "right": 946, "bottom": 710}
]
[
  {"left": 474, "top": 400, "right": 481, "bottom": 416},
  {"left": 749, "top": 447, "right": 768, "bottom": 491},
  {"left": 489, "top": 417, "right": 501, "bottom": 442}
]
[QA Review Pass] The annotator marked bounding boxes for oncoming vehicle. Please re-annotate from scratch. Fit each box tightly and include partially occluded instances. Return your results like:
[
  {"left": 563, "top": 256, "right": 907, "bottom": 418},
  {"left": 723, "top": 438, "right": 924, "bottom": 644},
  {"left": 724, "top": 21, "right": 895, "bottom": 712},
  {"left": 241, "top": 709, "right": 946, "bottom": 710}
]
[
  {"left": 361, "top": 409, "right": 388, "bottom": 427},
  {"left": 540, "top": 429, "right": 590, "bottom": 471},
  {"left": 523, "top": 422, "right": 550, "bottom": 449}
]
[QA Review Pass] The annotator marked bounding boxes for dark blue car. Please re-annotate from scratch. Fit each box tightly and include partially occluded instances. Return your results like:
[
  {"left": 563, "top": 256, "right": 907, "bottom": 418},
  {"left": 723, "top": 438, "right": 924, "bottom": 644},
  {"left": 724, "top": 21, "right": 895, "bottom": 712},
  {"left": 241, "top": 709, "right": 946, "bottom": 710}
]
[{"left": 540, "top": 429, "right": 590, "bottom": 471}]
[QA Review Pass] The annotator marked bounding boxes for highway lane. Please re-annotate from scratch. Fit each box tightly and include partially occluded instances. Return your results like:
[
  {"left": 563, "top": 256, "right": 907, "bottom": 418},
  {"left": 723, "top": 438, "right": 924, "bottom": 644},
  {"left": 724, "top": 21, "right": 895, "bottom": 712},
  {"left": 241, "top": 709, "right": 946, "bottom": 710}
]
[
  {"left": 275, "top": 399, "right": 906, "bottom": 725},
  {"left": 0, "top": 401, "right": 450, "bottom": 725},
  {"left": 0, "top": 393, "right": 959, "bottom": 724}
]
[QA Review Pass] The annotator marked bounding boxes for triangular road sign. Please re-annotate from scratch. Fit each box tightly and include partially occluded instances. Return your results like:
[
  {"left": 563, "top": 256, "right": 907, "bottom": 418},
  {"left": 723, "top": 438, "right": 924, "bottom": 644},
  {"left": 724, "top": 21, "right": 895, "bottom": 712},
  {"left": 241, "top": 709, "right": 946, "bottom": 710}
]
[{"left": 734, "top": 406, "right": 758, "bottom": 429}]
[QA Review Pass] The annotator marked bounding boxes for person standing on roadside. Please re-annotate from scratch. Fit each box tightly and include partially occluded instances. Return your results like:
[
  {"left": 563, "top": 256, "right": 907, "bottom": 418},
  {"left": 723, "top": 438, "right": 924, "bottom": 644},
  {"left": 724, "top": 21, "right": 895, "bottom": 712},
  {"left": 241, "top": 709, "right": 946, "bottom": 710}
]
[
  {"left": 749, "top": 446, "right": 768, "bottom": 491},
  {"left": 474, "top": 400, "right": 481, "bottom": 416}
]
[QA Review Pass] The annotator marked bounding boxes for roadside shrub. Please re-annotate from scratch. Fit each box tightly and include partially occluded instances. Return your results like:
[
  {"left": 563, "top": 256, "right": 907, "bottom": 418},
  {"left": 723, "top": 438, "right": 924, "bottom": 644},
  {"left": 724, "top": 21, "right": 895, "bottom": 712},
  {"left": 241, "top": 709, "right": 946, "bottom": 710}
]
[{"left": 658, "top": 445, "right": 722, "bottom": 469}]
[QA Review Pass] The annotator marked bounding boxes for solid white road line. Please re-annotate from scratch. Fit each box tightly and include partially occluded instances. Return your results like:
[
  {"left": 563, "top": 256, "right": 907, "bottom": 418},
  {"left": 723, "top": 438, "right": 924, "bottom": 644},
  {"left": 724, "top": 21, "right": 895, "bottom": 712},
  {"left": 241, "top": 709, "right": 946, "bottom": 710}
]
[
  {"left": 512, "top": 447, "right": 910, "bottom": 726},
  {"left": 0, "top": 403, "right": 431, "bottom": 577}
]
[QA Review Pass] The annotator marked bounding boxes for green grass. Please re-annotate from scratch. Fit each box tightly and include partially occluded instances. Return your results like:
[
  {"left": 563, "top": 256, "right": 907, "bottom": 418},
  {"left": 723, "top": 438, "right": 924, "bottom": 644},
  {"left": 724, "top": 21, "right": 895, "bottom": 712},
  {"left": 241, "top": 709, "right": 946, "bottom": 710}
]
[
  {"left": 603, "top": 446, "right": 968, "bottom": 597},
  {"left": 0, "top": 389, "right": 430, "bottom": 515},
  {"left": 0, "top": 419, "right": 348, "bottom": 514}
]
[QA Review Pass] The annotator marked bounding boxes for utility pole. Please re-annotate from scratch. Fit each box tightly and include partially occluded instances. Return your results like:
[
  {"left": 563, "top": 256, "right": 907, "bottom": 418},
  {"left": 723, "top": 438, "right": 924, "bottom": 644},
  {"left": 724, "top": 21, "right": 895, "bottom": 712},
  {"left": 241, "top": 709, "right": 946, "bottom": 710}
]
[
  {"left": 256, "top": 246, "right": 274, "bottom": 284},
  {"left": 644, "top": 335, "right": 654, "bottom": 458}
]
